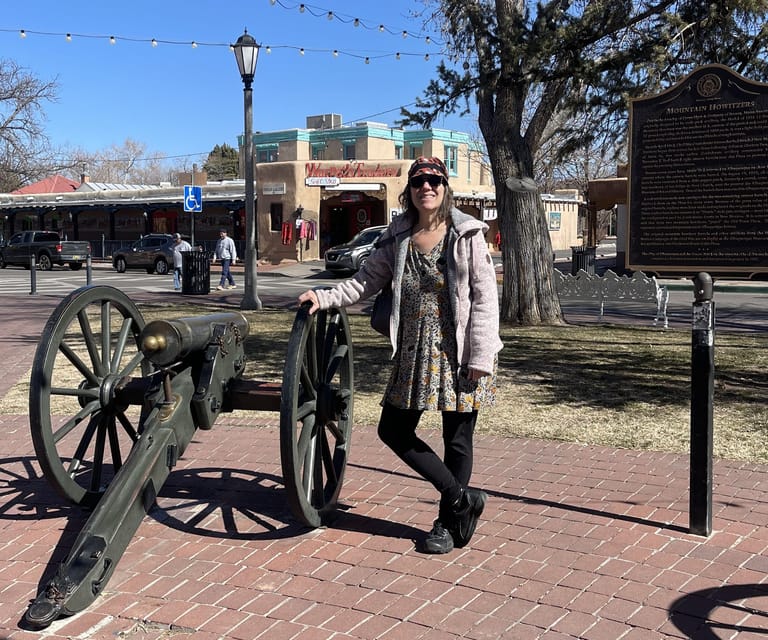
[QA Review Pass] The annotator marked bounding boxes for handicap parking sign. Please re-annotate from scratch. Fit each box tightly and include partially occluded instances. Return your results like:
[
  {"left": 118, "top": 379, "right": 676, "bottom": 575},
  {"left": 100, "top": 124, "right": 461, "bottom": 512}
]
[{"left": 184, "top": 185, "right": 203, "bottom": 212}]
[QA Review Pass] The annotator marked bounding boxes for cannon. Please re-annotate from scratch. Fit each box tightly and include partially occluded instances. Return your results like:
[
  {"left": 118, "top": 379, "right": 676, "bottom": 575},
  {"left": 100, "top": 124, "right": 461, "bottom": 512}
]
[{"left": 23, "top": 285, "right": 354, "bottom": 629}]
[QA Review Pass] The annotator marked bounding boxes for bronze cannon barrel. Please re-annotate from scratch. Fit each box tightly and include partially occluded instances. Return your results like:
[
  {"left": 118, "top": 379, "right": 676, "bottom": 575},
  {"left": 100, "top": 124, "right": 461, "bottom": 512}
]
[{"left": 140, "top": 312, "right": 250, "bottom": 366}]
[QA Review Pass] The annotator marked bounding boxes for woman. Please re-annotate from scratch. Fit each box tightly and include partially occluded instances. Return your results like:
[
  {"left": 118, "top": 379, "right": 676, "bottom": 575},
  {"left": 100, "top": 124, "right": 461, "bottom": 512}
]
[{"left": 298, "top": 157, "right": 502, "bottom": 554}]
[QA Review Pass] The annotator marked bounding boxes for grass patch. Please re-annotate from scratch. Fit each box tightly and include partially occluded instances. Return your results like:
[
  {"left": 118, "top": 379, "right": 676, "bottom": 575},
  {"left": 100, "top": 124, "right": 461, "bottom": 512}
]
[{"left": 11, "top": 302, "right": 768, "bottom": 464}]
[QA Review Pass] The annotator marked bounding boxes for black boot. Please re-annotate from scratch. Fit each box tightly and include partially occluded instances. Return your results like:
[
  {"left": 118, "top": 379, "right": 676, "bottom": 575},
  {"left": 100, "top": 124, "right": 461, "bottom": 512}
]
[
  {"left": 421, "top": 519, "right": 455, "bottom": 554},
  {"left": 449, "top": 487, "right": 487, "bottom": 548}
]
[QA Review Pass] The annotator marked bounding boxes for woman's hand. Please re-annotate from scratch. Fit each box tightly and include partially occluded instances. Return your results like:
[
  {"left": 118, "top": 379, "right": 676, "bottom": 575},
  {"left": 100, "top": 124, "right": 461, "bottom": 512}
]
[{"left": 298, "top": 290, "right": 319, "bottom": 314}]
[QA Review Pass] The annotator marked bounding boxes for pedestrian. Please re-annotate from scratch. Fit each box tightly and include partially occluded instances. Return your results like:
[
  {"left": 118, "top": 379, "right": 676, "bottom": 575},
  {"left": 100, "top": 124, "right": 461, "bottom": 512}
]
[
  {"left": 298, "top": 157, "right": 502, "bottom": 554},
  {"left": 212, "top": 228, "right": 237, "bottom": 290},
  {"left": 171, "top": 233, "right": 192, "bottom": 291}
]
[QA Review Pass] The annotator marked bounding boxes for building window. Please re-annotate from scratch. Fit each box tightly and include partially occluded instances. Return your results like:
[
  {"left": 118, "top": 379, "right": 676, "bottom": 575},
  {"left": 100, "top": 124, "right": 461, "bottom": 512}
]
[
  {"left": 343, "top": 143, "right": 356, "bottom": 160},
  {"left": 270, "top": 202, "right": 283, "bottom": 232},
  {"left": 409, "top": 144, "right": 422, "bottom": 159},
  {"left": 257, "top": 147, "right": 278, "bottom": 163},
  {"left": 444, "top": 146, "right": 458, "bottom": 175},
  {"left": 394, "top": 144, "right": 403, "bottom": 160},
  {"left": 311, "top": 144, "right": 326, "bottom": 161}
]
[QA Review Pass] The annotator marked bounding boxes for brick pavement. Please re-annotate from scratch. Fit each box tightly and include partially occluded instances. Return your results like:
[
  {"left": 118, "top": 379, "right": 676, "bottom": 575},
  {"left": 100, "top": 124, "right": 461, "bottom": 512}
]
[{"left": 0, "top": 290, "right": 767, "bottom": 639}]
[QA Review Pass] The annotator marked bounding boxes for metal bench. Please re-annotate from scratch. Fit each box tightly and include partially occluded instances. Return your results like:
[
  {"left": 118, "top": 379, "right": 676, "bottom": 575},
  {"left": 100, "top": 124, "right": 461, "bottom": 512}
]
[{"left": 554, "top": 268, "right": 669, "bottom": 328}]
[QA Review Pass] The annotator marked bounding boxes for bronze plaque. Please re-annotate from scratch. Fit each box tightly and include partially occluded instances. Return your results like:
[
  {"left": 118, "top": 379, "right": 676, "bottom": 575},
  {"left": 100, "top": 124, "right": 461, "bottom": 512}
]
[{"left": 628, "top": 64, "right": 768, "bottom": 274}]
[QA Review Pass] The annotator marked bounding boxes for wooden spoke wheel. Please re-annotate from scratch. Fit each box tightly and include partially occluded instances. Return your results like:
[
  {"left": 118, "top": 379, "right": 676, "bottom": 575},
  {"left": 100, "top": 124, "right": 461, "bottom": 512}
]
[
  {"left": 280, "top": 304, "right": 354, "bottom": 528},
  {"left": 30, "top": 286, "right": 153, "bottom": 508}
]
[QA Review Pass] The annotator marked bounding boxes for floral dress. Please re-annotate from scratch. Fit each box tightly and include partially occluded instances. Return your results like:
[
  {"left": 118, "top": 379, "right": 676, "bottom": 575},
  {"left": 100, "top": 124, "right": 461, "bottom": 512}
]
[{"left": 383, "top": 236, "right": 497, "bottom": 412}]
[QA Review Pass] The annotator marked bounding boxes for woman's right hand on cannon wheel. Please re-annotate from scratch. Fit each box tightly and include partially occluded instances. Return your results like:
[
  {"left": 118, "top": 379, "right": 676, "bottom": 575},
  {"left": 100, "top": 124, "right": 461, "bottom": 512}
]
[{"left": 298, "top": 290, "right": 319, "bottom": 314}]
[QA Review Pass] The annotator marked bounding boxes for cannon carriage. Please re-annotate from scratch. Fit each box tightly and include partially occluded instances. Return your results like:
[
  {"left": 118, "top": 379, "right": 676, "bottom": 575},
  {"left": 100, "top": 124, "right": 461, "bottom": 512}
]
[{"left": 24, "top": 285, "right": 355, "bottom": 629}]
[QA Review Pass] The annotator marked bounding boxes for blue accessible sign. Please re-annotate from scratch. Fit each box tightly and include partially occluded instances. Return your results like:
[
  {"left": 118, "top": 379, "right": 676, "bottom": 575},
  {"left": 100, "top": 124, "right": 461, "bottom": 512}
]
[{"left": 184, "top": 185, "right": 203, "bottom": 213}]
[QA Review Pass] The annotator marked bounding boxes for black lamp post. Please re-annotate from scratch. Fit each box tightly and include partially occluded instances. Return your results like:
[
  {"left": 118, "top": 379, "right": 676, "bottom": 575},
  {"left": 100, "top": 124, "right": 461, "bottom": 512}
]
[{"left": 233, "top": 29, "right": 262, "bottom": 310}]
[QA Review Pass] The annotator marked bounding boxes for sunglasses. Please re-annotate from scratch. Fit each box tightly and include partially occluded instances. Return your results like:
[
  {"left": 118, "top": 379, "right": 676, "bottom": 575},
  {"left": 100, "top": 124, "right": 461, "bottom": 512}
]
[{"left": 409, "top": 175, "right": 444, "bottom": 189}]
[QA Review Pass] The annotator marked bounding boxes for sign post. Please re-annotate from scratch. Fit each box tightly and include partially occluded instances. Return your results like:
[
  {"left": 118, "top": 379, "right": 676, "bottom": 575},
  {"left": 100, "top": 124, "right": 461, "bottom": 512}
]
[{"left": 184, "top": 185, "right": 203, "bottom": 247}]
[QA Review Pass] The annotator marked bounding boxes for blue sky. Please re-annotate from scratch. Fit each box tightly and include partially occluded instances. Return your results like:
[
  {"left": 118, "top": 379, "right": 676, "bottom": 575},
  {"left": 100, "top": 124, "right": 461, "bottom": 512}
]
[{"left": 1, "top": 1, "right": 474, "bottom": 168}]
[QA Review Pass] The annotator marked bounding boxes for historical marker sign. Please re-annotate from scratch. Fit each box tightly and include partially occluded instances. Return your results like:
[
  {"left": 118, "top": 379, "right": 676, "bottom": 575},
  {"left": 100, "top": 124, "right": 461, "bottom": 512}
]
[{"left": 628, "top": 64, "right": 768, "bottom": 274}]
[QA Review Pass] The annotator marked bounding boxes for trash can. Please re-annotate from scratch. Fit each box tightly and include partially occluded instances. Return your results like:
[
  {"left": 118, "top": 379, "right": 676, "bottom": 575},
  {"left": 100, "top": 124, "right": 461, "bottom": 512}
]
[
  {"left": 571, "top": 245, "right": 596, "bottom": 275},
  {"left": 181, "top": 250, "right": 211, "bottom": 294}
]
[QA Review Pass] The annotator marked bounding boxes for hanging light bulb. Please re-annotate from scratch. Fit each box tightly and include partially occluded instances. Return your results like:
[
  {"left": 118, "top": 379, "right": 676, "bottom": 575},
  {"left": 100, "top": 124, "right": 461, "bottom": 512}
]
[
  {"left": 266, "top": 45, "right": 272, "bottom": 54},
  {"left": 191, "top": 41, "right": 198, "bottom": 48},
  {"left": 353, "top": 18, "right": 360, "bottom": 27},
  {"left": 19, "top": 30, "right": 26, "bottom": 38},
  {"left": 396, "top": 52, "right": 401, "bottom": 60},
  {"left": 425, "top": 36, "right": 431, "bottom": 44},
  {"left": 109, "top": 35, "right": 116, "bottom": 45},
  {"left": 424, "top": 53, "right": 430, "bottom": 61},
  {"left": 365, "top": 57, "right": 370, "bottom": 64},
  {"left": 299, "top": 48, "right": 305, "bottom": 55},
  {"left": 299, "top": 4, "right": 305, "bottom": 12},
  {"left": 65, "top": 33, "right": 72, "bottom": 42},
  {"left": 379, "top": 25, "right": 385, "bottom": 32},
  {"left": 327, "top": 11, "right": 333, "bottom": 20},
  {"left": 333, "top": 49, "right": 339, "bottom": 57},
  {"left": 151, "top": 38, "right": 157, "bottom": 47},
  {"left": 402, "top": 30, "right": 408, "bottom": 38}
]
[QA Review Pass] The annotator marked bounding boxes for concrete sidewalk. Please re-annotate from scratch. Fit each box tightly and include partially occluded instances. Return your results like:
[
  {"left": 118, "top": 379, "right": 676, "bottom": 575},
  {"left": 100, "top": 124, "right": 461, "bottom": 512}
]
[{"left": 0, "top": 291, "right": 767, "bottom": 639}]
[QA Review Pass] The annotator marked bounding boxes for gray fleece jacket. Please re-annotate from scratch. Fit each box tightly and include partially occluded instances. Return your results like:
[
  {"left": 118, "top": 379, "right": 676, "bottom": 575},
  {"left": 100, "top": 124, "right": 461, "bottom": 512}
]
[{"left": 314, "top": 208, "right": 503, "bottom": 376}]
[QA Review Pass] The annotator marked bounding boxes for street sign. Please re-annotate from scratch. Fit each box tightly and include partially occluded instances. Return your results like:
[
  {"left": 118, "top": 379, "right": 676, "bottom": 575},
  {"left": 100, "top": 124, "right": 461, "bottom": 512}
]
[{"left": 184, "top": 185, "right": 202, "bottom": 213}]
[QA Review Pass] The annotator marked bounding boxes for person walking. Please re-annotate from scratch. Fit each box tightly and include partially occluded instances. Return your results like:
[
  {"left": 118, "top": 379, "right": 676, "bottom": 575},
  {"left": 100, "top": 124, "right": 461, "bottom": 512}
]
[
  {"left": 212, "top": 228, "right": 237, "bottom": 290},
  {"left": 171, "top": 233, "right": 192, "bottom": 291},
  {"left": 298, "top": 157, "right": 502, "bottom": 554}
]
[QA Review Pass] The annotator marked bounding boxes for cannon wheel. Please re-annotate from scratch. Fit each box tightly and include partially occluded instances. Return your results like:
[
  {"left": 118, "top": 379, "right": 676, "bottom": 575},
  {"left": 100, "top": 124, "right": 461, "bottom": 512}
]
[
  {"left": 280, "top": 304, "right": 354, "bottom": 528},
  {"left": 30, "top": 285, "right": 152, "bottom": 508}
]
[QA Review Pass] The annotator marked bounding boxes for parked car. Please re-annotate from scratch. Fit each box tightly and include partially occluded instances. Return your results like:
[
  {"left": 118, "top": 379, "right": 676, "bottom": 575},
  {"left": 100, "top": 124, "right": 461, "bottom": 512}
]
[
  {"left": 112, "top": 234, "right": 183, "bottom": 275},
  {"left": 0, "top": 230, "right": 90, "bottom": 271},
  {"left": 324, "top": 225, "right": 387, "bottom": 275}
]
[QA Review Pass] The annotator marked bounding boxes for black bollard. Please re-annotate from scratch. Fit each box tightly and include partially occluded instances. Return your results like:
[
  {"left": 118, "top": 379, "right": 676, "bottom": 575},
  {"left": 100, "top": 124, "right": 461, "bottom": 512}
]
[
  {"left": 689, "top": 272, "right": 714, "bottom": 536},
  {"left": 86, "top": 255, "right": 92, "bottom": 285},
  {"left": 29, "top": 255, "right": 37, "bottom": 295}
]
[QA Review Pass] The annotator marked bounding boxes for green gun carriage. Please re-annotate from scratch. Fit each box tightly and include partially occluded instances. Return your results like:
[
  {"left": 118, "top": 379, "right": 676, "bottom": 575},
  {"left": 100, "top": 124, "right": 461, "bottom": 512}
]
[{"left": 24, "top": 285, "right": 355, "bottom": 629}]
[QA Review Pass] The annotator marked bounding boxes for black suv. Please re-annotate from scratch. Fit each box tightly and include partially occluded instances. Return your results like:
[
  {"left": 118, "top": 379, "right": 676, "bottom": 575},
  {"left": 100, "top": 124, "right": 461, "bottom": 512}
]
[
  {"left": 324, "top": 226, "right": 387, "bottom": 275},
  {"left": 112, "top": 234, "right": 178, "bottom": 274}
]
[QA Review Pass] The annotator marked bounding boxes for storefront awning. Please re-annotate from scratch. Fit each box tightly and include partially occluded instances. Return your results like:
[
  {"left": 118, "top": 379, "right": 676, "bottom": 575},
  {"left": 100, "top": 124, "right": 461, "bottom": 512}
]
[{"left": 324, "top": 183, "right": 383, "bottom": 191}]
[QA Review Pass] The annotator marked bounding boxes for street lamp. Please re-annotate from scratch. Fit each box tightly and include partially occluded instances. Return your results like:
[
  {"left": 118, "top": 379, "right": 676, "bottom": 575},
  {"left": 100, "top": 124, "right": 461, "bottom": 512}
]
[{"left": 233, "top": 29, "right": 262, "bottom": 310}]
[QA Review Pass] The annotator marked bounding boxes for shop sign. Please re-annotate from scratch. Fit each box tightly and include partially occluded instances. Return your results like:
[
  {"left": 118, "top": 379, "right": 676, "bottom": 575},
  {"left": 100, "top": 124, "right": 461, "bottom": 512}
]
[
  {"left": 305, "top": 162, "right": 401, "bottom": 179},
  {"left": 305, "top": 177, "right": 340, "bottom": 187},
  {"left": 263, "top": 183, "right": 286, "bottom": 195}
]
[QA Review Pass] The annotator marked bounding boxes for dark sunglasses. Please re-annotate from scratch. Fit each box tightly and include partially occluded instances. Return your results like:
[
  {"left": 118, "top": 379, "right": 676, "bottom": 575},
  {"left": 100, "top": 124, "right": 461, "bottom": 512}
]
[{"left": 409, "top": 174, "right": 444, "bottom": 189}]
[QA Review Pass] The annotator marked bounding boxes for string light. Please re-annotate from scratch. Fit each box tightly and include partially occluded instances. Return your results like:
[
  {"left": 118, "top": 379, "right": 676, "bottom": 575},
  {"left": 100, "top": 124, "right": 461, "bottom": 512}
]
[
  {"left": 265, "top": 1, "right": 443, "bottom": 45},
  {"left": 0, "top": 28, "right": 440, "bottom": 63},
  {"left": 365, "top": 57, "right": 369, "bottom": 64}
]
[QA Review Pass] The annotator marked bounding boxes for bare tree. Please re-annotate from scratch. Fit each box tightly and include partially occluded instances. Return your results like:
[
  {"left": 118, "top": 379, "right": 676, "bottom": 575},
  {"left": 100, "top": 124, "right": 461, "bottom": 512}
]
[
  {"left": 0, "top": 59, "right": 58, "bottom": 192},
  {"left": 62, "top": 139, "right": 172, "bottom": 185}
]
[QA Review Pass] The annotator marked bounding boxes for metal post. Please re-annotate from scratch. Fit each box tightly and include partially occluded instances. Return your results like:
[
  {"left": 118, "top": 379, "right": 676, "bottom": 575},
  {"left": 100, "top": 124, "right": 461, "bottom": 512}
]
[
  {"left": 689, "top": 272, "right": 714, "bottom": 536},
  {"left": 86, "top": 255, "right": 92, "bottom": 285},
  {"left": 240, "top": 76, "right": 262, "bottom": 310},
  {"left": 30, "top": 255, "right": 37, "bottom": 295}
]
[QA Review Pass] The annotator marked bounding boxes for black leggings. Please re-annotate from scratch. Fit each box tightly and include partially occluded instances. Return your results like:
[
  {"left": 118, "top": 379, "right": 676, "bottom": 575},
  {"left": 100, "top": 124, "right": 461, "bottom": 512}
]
[{"left": 377, "top": 402, "right": 478, "bottom": 499}]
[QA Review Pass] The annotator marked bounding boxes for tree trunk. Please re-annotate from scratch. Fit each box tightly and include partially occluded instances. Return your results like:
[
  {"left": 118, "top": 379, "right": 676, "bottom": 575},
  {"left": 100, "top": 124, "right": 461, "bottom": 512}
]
[{"left": 490, "top": 147, "right": 562, "bottom": 325}]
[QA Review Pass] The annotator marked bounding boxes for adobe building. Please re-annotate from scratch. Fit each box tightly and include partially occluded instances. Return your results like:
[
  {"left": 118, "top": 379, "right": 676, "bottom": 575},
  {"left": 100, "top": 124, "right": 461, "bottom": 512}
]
[{"left": 0, "top": 114, "right": 584, "bottom": 263}]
